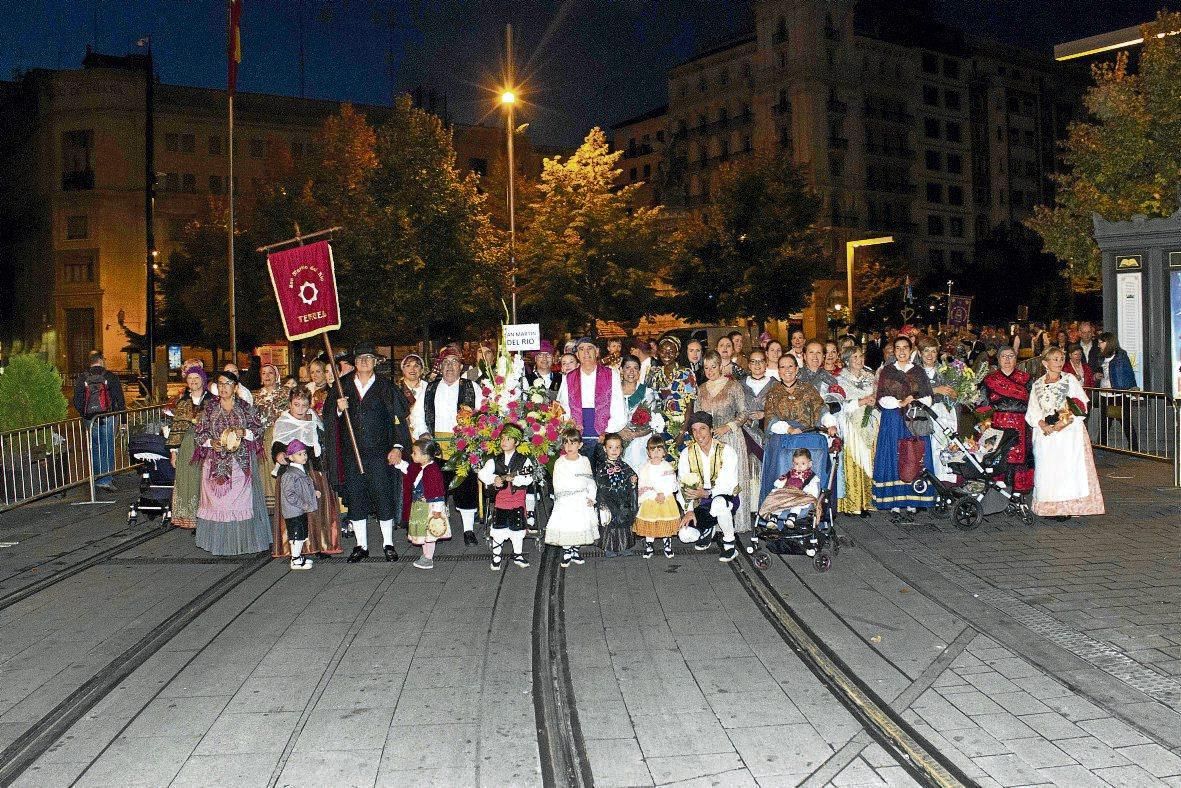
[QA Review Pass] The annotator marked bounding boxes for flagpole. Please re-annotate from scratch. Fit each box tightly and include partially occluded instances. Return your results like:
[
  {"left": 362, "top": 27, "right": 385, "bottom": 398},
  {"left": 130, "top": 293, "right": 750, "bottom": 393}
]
[{"left": 227, "top": 0, "right": 238, "bottom": 365}]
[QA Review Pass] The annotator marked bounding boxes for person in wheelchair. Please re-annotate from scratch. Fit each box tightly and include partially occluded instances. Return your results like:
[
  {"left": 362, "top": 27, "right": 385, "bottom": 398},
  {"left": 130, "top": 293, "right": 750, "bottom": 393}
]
[
  {"left": 476, "top": 424, "right": 534, "bottom": 570},
  {"left": 761, "top": 448, "right": 821, "bottom": 533}
]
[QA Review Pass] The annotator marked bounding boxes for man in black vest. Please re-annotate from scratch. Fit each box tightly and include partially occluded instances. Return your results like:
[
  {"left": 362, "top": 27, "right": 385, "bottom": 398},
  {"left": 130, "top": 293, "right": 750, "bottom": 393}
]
[
  {"left": 326, "top": 342, "right": 412, "bottom": 563},
  {"left": 423, "top": 347, "right": 483, "bottom": 544},
  {"left": 524, "top": 340, "right": 561, "bottom": 400}
]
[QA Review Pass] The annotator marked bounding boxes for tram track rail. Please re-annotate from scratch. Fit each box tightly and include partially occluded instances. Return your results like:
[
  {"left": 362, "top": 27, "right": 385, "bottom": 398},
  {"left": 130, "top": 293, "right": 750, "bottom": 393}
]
[
  {"left": 0, "top": 551, "right": 273, "bottom": 787},
  {"left": 728, "top": 551, "right": 978, "bottom": 788},
  {"left": 0, "top": 522, "right": 174, "bottom": 613},
  {"left": 532, "top": 543, "right": 594, "bottom": 788}
]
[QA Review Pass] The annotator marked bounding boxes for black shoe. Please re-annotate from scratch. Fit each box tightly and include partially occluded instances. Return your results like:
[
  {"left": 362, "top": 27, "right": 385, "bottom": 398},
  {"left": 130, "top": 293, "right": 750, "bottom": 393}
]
[
  {"left": 718, "top": 543, "right": 738, "bottom": 563},
  {"left": 463, "top": 530, "right": 478, "bottom": 546},
  {"left": 346, "top": 546, "right": 368, "bottom": 563},
  {"left": 570, "top": 548, "right": 585, "bottom": 565},
  {"left": 383, "top": 545, "right": 399, "bottom": 562},
  {"left": 512, "top": 553, "right": 530, "bottom": 568},
  {"left": 859, "top": 511, "right": 872, "bottom": 519},
  {"left": 642, "top": 542, "right": 654, "bottom": 559}
]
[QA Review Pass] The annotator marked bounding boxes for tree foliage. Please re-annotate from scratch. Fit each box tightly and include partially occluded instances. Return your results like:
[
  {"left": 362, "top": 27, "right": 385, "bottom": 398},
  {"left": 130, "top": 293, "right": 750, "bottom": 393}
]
[
  {"left": 160, "top": 99, "right": 504, "bottom": 352},
  {"left": 1027, "top": 12, "right": 1181, "bottom": 279},
  {"left": 665, "top": 155, "right": 827, "bottom": 327},
  {"left": 0, "top": 353, "right": 68, "bottom": 432},
  {"left": 518, "top": 128, "right": 670, "bottom": 335}
]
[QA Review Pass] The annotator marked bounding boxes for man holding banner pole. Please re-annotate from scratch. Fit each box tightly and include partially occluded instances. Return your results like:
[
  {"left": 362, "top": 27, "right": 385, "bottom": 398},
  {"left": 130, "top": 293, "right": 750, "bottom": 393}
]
[{"left": 326, "top": 343, "right": 412, "bottom": 563}]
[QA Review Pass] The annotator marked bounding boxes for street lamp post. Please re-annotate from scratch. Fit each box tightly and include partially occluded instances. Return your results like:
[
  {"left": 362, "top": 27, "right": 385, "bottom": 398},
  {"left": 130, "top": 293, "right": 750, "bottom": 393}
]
[
  {"left": 845, "top": 236, "right": 894, "bottom": 321},
  {"left": 502, "top": 24, "right": 518, "bottom": 324}
]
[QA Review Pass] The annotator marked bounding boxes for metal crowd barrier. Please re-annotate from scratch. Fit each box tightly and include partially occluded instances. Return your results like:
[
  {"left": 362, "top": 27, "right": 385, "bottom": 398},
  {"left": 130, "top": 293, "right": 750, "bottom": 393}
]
[
  {"left": 1081, "top": 386, "right": 1180, "bottom": 486},
  {"left": 0, "top": 405, "right": 167, "bottom": 512}
]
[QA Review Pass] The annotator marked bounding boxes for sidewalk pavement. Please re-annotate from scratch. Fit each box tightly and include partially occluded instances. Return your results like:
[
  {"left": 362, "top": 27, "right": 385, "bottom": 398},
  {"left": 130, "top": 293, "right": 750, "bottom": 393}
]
[{"left": 0, "top": 452, "right": 1178, "bottom": 786}]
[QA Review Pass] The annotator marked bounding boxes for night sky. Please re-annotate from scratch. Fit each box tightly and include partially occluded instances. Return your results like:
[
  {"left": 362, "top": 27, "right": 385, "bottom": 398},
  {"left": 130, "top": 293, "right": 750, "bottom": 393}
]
[{"left": 0, "top": 0, "right": 1166, "bottom": 147}]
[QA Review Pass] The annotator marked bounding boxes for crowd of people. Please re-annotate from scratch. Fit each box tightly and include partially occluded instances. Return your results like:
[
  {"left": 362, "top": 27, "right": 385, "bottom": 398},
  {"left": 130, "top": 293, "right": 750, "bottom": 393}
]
[{"left": 140, "top": 317, "right": 1112, "bottom": 570}]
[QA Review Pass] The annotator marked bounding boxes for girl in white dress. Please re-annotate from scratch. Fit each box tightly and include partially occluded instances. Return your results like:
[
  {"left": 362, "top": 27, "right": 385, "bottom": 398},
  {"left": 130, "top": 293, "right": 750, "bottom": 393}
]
[
  {"left": 1025, "top": 348, "right": 1105, "bottom": 518},
  {"left": 546, "top": 427, "right": 599, "bottom": 567}
]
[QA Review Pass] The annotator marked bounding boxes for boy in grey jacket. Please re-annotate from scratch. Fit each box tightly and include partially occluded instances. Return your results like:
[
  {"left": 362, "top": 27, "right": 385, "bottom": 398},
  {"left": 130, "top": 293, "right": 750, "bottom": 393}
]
[{"left": 280, "top": 440, "right": 320, "bottom": 570}]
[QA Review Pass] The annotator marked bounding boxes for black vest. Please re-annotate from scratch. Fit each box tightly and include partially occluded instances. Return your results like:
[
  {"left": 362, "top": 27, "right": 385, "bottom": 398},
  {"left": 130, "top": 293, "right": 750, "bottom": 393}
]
[
  {"left": 493, "top": 452, "right": 531, "bottom": 490},
  {"left": 423, "top": 377, "right": 477, "bottom": 435}
]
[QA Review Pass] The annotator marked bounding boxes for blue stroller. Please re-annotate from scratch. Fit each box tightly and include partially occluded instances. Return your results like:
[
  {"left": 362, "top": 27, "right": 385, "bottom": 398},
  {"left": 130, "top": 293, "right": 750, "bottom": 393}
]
[
  {"left": 749, "top": 430, "right": 843, "bottom": 573},
  {"left": 127, "top": 432, "right": 174, "bottom": 526}
]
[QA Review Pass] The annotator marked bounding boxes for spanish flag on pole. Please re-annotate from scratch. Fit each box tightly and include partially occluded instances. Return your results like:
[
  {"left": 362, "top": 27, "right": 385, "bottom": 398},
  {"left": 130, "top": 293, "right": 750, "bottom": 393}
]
[{"left": 228, "top": 0, "right": 242, "bottom": 95}]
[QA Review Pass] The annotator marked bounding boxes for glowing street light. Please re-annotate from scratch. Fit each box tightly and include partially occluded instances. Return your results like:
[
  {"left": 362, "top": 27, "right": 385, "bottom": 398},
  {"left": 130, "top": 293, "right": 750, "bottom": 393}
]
[
  {"left": 501, "top": 90, "right": 516, "bottom": 105},
  {"left": 845, "top": 236, "right": 893, "bottom": 320}
]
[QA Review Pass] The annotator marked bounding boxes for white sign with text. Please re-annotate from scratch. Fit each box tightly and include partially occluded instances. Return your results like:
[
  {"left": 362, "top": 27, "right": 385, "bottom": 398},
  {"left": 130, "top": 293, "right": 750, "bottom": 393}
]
[{"left": 503, "top": 323, "right": 541, "bottom": 352}]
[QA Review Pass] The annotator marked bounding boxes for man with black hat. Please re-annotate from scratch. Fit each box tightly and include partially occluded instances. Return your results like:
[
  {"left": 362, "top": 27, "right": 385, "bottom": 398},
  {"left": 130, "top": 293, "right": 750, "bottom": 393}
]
[
  {"left": 325, "top": 342, "right": 412, "bottom": 563},
  {"left": 423, "top": 347, "right": 483, "bottom": 544},
  {"left": 677, "top": 411, "right": 741, "bottom": 562}
]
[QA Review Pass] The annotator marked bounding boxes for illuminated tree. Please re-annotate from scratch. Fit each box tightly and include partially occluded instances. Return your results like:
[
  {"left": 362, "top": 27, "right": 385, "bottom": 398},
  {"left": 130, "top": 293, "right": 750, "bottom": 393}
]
[
  {"left": 518, "top": 128, "right": 669, "bottom": 335},
  {"left": 1027, "top": 12, "right": 1181, "bottom": 281}
]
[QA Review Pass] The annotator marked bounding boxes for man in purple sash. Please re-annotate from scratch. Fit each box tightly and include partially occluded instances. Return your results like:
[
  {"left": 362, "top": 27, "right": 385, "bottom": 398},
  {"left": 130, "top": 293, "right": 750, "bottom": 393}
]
[{"left": 557, "top": 337, "right": 626, "bottom": 463}]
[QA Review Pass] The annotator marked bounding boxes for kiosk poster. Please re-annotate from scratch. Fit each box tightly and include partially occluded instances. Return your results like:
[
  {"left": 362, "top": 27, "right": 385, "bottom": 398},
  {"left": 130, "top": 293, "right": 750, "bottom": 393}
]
[{"left": 1171, "top": 270, "right": 1181, "bottom": 399}]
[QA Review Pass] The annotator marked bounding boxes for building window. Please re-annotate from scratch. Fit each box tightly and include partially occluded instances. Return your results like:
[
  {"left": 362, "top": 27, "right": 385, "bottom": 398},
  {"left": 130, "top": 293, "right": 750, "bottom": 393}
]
[
  {"left": 61, "top": 129, "right": 95, "bottom": 191},
  {"left": 922, "top": 52, "right": 939, "bottom": 74},
  {"left": 249, "top": 138, "right": 265, "bottom": 158},
  {"left": 656, "top": 130, "right": 665, "bottom": 143},
  {"left": 925, "top": 150, "right": 941, "bottom": 170},
  {"left": 208, "top": 135, "right": 223, "bottom": 156},
  {"left": 944, "top": 90, "right": 961, "bottom": 110},
  {"left": 181, "top": 173, "right": 196, "bottom": 193},
  {"left": 66, "top": 215, "right": 89, "bottom": 240},
  {"left": 643, "top": 163, "right": 651, "bottom": 178},
  {"left": 947, "top": 185, "right": 964, "bottom": 206},
  {"left": 926, "top": 183, "right": 943, "bottom": 203},
  {"left": 945, "top": 121, "right": 962, "bottom": 142},
  {"left": 61, "top": 250, "right": 96, "bottom": 283},
  {"left": 180, "top": 133, "right": 195, "bottom": 153},
  {"left": 209, "top": 175, "right": 224, "bottom": 194},
  {"left": 949, "top": 216, "right": 965, "bottom": 237},
  {"left": 928, "top": 215, "right": 945, "bottom": 235},
  {"left": 946, "top": 153, "right": 962, "bottom": 174},
  {"left": 923, "top": 85, "right": 939, "bottom": 106},
  {"left": 924, "top": 118, "right": 940, "bottom": 139}
]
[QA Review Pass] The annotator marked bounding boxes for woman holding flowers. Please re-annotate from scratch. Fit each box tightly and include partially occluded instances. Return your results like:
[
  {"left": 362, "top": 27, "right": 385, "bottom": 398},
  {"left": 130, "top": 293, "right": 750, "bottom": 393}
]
[
  {"left": 620, "top": 355, "right": 660, "bottom": 470},
  {"left": 916, "top": 336, "right": 959, "bottom": 482},
  {"left": 836, "top": 347, "right": 877, "bottom": 516},
  {"left": 1026, "top": 348, "right": 1104, "bottom": 518}
]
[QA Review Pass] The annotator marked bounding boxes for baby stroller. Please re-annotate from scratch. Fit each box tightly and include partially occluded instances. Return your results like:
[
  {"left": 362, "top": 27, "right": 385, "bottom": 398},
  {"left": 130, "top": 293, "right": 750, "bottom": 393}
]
[
  {"left": 127, "top": 432, "right": 174, "bottom": 526},
  {"left": 908, "top": 403, "right": 1033, "bottom": 530},
  {"left": 749, "top": 430, "right": 843, "bottom": 573}
]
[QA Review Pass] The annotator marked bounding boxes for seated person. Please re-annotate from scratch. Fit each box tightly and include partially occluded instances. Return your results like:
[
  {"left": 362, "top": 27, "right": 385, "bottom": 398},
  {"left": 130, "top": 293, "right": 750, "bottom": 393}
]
[{"left": 757, "top": 448, "right": 820, "bottom": 533}]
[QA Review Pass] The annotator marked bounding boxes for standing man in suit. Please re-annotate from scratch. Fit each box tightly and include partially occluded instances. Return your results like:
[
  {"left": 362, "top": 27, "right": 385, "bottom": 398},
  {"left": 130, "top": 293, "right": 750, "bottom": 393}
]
[
  {"left": 1077, "top": 322, "right": 1102, "bottom": 383},
  {"left": 864, "top": 329, "right": 885, "bottom": 370},
  {"left": 326, "top": 342, "right": 412, "bottom": 563},
  {"left": 525, "top": 340, "right": 561, "bottom": 400}
]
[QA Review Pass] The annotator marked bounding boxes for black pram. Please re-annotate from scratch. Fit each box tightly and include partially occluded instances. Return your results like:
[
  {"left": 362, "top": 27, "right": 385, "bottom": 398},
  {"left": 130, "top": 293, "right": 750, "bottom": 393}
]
[{"left": 127, "top": 432, "right": 174, "bottom": 526}]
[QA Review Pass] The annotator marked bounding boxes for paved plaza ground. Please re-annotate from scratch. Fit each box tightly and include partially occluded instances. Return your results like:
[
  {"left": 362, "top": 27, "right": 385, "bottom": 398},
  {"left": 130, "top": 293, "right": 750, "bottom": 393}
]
[{"left": 0, "top": 451, "right": 1178, "bottom": 787}]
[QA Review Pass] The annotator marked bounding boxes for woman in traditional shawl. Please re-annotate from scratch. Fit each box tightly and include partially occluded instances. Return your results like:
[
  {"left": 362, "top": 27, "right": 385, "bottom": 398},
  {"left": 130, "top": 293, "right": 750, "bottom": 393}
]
[
  {"left": 253, "top": 363, "right": 289, "bottom": 512},
  {"left": 167, "top": 365, "right": 210, "bottom": 529},
  {"left": 193, "top": 371, "right": 272, "bottom": 555},
  {"left": 270, "top": 387, "right": 342, "bottom": 557}
]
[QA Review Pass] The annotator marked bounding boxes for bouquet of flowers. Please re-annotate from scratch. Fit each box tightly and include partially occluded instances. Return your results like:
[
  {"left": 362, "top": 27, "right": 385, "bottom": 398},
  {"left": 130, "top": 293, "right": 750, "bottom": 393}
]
[
  {"left": 443, "top": 320, "right": 572, "bottom": 488},
  {"left": 937, "top": 358, "right": 981, "bottom": 404}
]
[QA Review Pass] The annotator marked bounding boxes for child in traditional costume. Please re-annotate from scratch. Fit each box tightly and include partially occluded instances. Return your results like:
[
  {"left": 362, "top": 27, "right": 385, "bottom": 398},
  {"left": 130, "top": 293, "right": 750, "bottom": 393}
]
[
  {"left": 278, "top": 439, "right": 320, "bottom": 570},
  {"left": 595, "top": 433, "right": 638, "bottom": 557},
  {"left": 546, "top": 427, "right": 599, "bottom": 568},
  {"left": 762, "top": 448, "right": 821, "bottom": 530},
  {"left": 477, "top": 425, "right": 534, "bottom": 570},
  {"left": 634, "top": 434, "right": 681, "bottom": 558},
  {"left": 403, "top": 439, "right": 450, "bottom": 570}
]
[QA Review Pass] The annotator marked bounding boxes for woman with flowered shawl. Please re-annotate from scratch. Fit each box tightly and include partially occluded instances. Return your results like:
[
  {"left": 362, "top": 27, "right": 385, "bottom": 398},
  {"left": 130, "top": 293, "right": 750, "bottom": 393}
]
[
  {"left": 193, "top": 370, "right": 272, "bottom": 555},
  {"left": 254, "top": 363, "right": 289, "bottom": 512}
]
